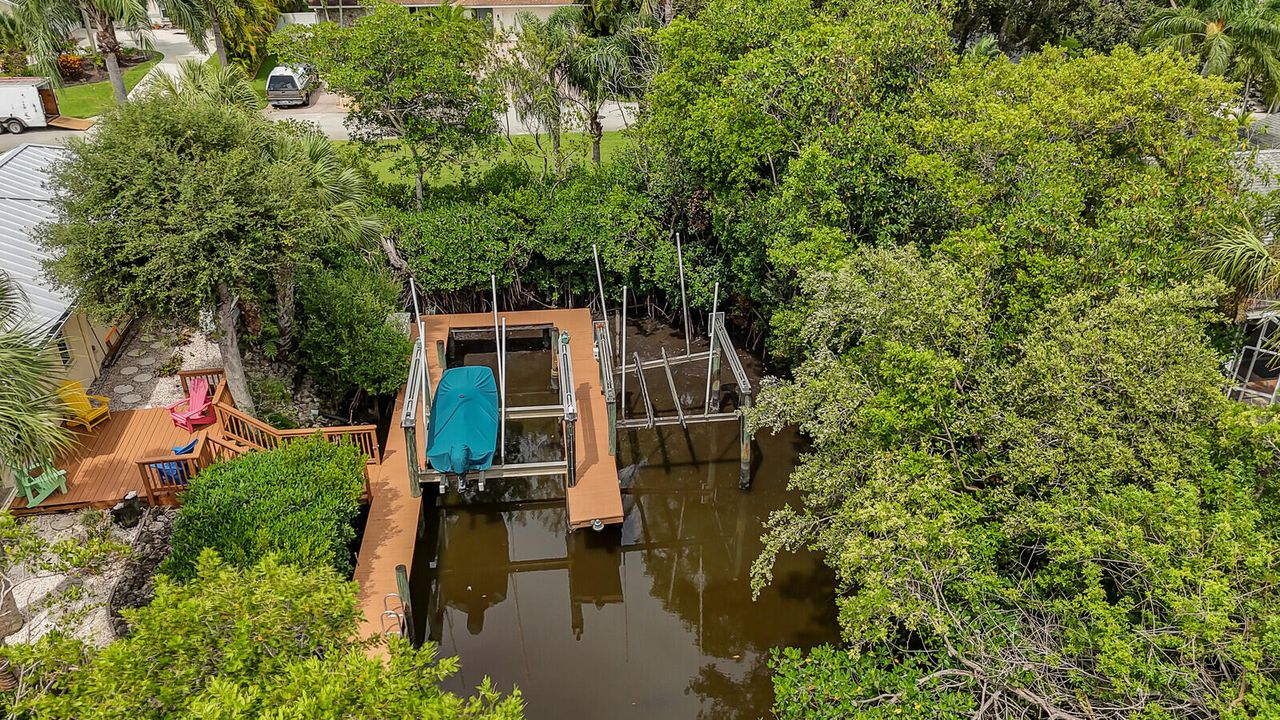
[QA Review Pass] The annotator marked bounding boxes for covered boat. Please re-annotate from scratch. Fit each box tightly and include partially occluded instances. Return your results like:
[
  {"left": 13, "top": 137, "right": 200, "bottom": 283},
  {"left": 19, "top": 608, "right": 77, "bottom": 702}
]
[{"left": 427, "top": 366, "right": 500, "bottom": 476}]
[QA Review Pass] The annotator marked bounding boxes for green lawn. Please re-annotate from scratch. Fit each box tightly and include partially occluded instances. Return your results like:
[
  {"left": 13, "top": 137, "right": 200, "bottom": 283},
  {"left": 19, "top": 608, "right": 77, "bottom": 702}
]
[
  {"left": 54, "top": 54, "right": 164, "bottom": 119},
  {"left": 338, "top": 131, "right": 631, "bottom": 187},
  {"left": 250, "top": 53, "right": 275, "bottom": 103}
]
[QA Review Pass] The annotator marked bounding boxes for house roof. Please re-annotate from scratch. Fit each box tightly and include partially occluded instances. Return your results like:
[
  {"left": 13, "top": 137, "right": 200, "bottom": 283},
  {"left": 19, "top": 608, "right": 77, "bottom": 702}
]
[
  {"left": 0, "top": 143, "right": 71, "bottom": 333},
  {"left": 1246, "top": 113, "right": 1280, "bottom": 151}
]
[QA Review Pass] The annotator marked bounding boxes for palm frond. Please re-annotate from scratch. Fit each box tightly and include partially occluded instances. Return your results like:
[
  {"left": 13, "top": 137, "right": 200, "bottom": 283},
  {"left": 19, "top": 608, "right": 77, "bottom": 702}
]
[{"left": 1202, "top": 220, "right": 1280, "bottom": 294}]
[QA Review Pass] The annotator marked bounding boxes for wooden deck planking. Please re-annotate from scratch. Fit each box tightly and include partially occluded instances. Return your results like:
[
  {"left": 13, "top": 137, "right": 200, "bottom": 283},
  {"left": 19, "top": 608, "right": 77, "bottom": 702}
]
[
  {"left": 11, "top": 408, "right": 199, "bottom": 515},
  {"left": 419, "top": 308, "right": 624, "bottom": 530},
  {"left": 353, "top": 385, "right": 417, "bottom": 645}
]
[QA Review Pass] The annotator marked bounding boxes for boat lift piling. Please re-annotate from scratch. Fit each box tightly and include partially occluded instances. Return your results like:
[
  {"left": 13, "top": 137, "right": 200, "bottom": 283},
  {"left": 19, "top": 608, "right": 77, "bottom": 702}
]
[{"left": 611, "top": 258, "right": 756, "bottom": 487}]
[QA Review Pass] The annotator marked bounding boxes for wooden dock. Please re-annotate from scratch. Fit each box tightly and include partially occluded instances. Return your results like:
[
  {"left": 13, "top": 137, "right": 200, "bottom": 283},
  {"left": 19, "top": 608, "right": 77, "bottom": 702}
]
[
  {"left": 419, "top": 309, "right": 624, "bottom": 530},
  {"left": 11, "top": 408, "right": 200, "bottom": 515},
  {"left": 352, "top": 389, "right": 418, "bottom": 642}
]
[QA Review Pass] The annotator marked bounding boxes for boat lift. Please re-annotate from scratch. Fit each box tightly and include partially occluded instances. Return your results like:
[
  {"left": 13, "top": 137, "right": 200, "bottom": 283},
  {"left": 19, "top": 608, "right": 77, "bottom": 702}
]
[
  {"left": 591, "top": 238, "right": 757, "bottom": 488},
  {"left": 400, "top": 234, "right": 758, "bottom": 510},
  {"left": 400, "top": 281, "right": 581, "bottom": 497}
]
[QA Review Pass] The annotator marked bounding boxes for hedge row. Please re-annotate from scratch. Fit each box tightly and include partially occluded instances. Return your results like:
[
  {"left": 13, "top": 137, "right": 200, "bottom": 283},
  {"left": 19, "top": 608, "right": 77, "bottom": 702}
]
[{"left": 161, "top": 437, "right": 366, "bottom": 581}]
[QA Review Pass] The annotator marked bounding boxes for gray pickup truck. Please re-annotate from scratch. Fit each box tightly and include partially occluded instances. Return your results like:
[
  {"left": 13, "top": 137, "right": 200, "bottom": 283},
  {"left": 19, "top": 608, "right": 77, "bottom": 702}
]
[{"left": 265, "top": 66, "right": 314, "bottom": 108}]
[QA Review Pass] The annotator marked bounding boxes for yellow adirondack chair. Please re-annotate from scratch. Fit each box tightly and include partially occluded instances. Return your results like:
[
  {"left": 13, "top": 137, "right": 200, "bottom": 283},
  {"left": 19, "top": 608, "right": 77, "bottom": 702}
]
[{"left": 58, "top": 381, "right": 110, "bottom": 432}]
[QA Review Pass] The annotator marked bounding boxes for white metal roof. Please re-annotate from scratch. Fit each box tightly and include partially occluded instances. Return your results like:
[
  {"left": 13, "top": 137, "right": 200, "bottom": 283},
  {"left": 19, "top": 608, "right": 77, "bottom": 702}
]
[{"left": 0, "top": 143, "right": 71, "bottom": 333}]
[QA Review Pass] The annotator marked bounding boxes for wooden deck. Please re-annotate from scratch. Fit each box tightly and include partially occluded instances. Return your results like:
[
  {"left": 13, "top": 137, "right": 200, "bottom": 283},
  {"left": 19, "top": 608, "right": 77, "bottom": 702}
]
[
  {"left": 11, "top": 408, "right": 201, "bottom": 515},
  {"left": 353, "top": 389, "right": 417, "bottom": 643},
  {"left": 420, "top": 308, "right": 624, "bottom": 530}
]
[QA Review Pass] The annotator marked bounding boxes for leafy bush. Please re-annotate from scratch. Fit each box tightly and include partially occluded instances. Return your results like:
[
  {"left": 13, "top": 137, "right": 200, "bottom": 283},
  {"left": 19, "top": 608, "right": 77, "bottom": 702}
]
[
  {"left": 771, "top": 645, "right": 973, "bottom": 719},
  {"left": 55, "top": 53, "right": 86, "bottom": 81},
  {"left": 389, "top": 159, "right": 691, "bottom": 305},
  {"left": 297, "top": 263, "right": 412, "bottom": 398},
  {"left": 161, "top": 438, "right": 366, "bottom": 580},
  {"left": 0, "top": 552, "right": 524, "bottom": 720}
]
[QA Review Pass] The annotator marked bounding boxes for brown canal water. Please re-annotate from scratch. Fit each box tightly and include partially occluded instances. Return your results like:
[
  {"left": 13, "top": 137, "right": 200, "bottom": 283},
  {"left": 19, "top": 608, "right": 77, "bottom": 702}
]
[{"left": 409, "top": 322, "right": 840, "bottom": 719}]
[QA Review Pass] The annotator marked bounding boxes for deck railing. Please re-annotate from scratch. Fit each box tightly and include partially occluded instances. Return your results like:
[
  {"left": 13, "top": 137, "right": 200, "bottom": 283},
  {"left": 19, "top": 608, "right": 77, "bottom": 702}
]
[
  {"left": 214, "top": 391, "right": 381, "bottom": 464},
  {"left": 135, "top": 433, "right": 214, "bottom": 505},
  {"left": 177, "top": 368, "right": 227, "bottom": 398},
  {"left": 132, "top": 368, "right": 380, "bottom": 504}
]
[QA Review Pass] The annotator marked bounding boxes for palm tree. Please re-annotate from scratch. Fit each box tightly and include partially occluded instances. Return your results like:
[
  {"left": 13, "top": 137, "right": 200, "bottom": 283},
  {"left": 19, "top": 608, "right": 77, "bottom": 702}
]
[
  {"left": 501, "top": 7, "right": 642, "bottom": 168},
  {"left": 0, "top": 273, "right": 71, "bottom": 474},
  {"left": 150, "top": 61, "right": 378, "bottom": 355},
  {"left": 500, "top": 11, "right": 575, "bottom": 175},
  {"left": 203, "top": 0, "right": 274, "bottom": 68},
  {"left": 1200, "top": 191, "right": 1280, "bottom": 319},
  {"left": 149, "top": 57, "right": 258, "bottom": 107},
  {"left": 267, "top": 134, "right": 380, "bottom": 352},
  {"left": 12, "top": 0, "right": 206, "bottom": 105},
  {"left": 564, "top": 19, "right": 639, "bottom": 165},
  {"left": 1143, "top": 0, "right": 1280, "bottom": 114}
]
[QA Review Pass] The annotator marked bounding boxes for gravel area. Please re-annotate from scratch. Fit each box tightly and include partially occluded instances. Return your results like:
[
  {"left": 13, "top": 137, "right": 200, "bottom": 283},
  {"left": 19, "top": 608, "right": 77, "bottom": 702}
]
[
  {"left": 90, "top": 326, "right": 223, "bottom": 410},
  {"left": 2, "top": 511, "right": 140, "bottom": 649}
]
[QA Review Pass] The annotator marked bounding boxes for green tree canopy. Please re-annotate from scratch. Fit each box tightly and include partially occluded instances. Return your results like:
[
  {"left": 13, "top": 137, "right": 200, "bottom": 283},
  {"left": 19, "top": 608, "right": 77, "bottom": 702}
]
[
  {"left": 0, "top": 552, "right": 523, "bottom": 719},
  {"left": 753, "top": 241, "right": 1280, "bottom": 718},
  {"left": 38, "top": 95, "right": 353, "bottom": 412},
  {"left": 272, "top": 0, "right": 504, "bottom": 208}
]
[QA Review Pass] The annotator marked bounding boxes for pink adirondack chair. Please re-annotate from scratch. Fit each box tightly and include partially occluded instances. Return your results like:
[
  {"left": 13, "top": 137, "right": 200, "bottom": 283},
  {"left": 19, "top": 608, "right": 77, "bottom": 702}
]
[{"left": 168, "top": 377, "right": 215, "bottom": 432}]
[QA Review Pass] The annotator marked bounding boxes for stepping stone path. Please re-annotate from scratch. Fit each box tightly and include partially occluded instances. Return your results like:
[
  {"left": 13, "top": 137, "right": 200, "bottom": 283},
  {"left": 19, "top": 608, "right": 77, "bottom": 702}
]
[
  {"left": 113, "top": 384, "right": 134, "bottom": 395},
  {"left": 148, "top": 342, "right": 165, "bottom": 350},
  {"left": 119, "top": 366, "right": 139, "bottom": 376},
  {"left": 136, "top": 357, "right": 156, "bottom": 367},
  {"left": 121, "top": 394, "right": 143, "bottom": 405},
  {"left": 140, "top": 334, "right": 157, "bottom": 343},
  {"left": 132, "top": 373, "right": 154, "bottom": 384},
  {"left": 125, "top": 349, "right": 147, "bottom": 359}
]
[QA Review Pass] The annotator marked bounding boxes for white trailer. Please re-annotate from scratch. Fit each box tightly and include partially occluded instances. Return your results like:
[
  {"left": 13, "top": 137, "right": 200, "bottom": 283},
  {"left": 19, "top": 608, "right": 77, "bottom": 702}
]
[{"left": 0, "top": 77, "right": 86, "bottom": 134}]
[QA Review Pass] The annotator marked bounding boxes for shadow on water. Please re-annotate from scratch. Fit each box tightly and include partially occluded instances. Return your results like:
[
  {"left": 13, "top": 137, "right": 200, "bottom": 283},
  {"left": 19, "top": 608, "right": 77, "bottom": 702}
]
[{"left": 408, "top": 322, "right": 840, "bottom": 720}]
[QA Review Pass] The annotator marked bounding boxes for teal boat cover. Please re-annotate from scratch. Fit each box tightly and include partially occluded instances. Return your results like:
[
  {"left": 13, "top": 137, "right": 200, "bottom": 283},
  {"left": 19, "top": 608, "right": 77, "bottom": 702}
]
[{"left": 427, "top": 366, "right": 499, "bottom": 475}]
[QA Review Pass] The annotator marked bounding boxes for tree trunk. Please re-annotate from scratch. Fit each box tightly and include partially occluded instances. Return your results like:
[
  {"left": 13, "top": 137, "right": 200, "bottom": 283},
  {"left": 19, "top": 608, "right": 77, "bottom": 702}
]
[
  {"left": 81, "top": 8, "right": 98, "bottom": 52},
  {"left": 1242, "top": 75, "right": 1253, "bottom": 117},
  {"left": 209, "top": 4, "right": 229, "bottom": 67},
  {"left": 0, "top": 581, "right": 23, "bottom": 637},
  {"left": 275, "top": 263, "right": 296, "bottom": 355},
  {"left": 103, "top": 49, "right": 127, "bottom": 104},
  {"left": 589, "top": 111, "right": 603, "bottom": 166},
  {"left": 96, "top": 21, "right": 128, "bottom": 104},
  {"left": 215, "top": 284, "right": 255, "bottom": 414}
]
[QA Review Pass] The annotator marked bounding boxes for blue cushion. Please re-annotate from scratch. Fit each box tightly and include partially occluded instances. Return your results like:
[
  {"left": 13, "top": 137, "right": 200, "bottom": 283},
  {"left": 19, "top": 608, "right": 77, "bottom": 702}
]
[{"left": 154, "top": 439, "right": 199, "bottom": 485}]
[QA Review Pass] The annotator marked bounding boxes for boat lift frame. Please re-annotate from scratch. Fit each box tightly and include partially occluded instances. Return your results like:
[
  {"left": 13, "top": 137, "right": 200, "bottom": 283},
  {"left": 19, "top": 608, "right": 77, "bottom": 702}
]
[
  {"left": 591, "top": 240, "right": 757, "bottom": 489},
  {"left": 401, "top": 279, "right": 579, "bottom": 498},
  {"left": 401, "top": 234, "right": 758, "bottom": 498}
]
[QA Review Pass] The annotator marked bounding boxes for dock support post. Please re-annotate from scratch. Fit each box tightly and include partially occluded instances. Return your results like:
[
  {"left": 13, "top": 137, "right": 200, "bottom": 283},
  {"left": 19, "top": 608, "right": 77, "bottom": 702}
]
[
  {"left": 565, "top": 417, "right": 577, "bottom": 488},
  {"left": 436, "top": 339, "right": 445, "bottom": 369},
  {"left": 606, "top": 398, "right": 617, "bottom": 456},
  {"left": 619, "top": 286, "right": 628, "bottom": 421},
  {"left": 738, "top": 390, "right": 753, "bottom": 489},
  {"left": 395, "top": 564, "right": 414, "bottom": 643},
  {"left": 550, "top": 329, "right": 561, "bottom": 391},
  {"left": 676, "top": 232, "right": 691, "bottom": 356}
]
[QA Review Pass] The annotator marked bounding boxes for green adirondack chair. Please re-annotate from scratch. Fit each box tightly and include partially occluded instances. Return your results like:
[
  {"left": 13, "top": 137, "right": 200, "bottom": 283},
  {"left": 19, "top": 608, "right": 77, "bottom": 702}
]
[{"left": 9, "top": 462, "right": 67, "bottom": 508}]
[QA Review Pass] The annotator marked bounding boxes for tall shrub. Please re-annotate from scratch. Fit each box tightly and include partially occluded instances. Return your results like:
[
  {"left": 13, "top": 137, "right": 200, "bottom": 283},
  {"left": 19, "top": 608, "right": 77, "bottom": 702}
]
[
  {"left": 0, "top": 553, "right": 524, "bottom": 720},
  {"left": 297, "top": 263, "right": 412, "bottom": 399},
  {"left": 161, "top": 437, "right": 366, "bottom": 580}
]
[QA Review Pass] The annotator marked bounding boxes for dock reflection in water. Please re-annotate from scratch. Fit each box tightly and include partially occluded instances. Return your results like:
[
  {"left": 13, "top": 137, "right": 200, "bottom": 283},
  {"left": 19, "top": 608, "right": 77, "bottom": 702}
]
[{"left": 412, "top": 422, "right": 840, "bottom": 719}]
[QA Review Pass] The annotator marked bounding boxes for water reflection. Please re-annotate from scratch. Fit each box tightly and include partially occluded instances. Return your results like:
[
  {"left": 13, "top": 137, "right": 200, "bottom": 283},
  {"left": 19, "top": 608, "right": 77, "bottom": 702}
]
[{"left": 412, "top": 423, "right": 839, "bottom": 719}]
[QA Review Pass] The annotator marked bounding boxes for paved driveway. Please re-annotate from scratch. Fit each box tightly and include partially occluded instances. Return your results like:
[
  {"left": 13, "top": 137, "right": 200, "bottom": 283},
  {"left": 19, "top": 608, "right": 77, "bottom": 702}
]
[{"left": 263, "top": 89, "right": 350, "bottom": 138}]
